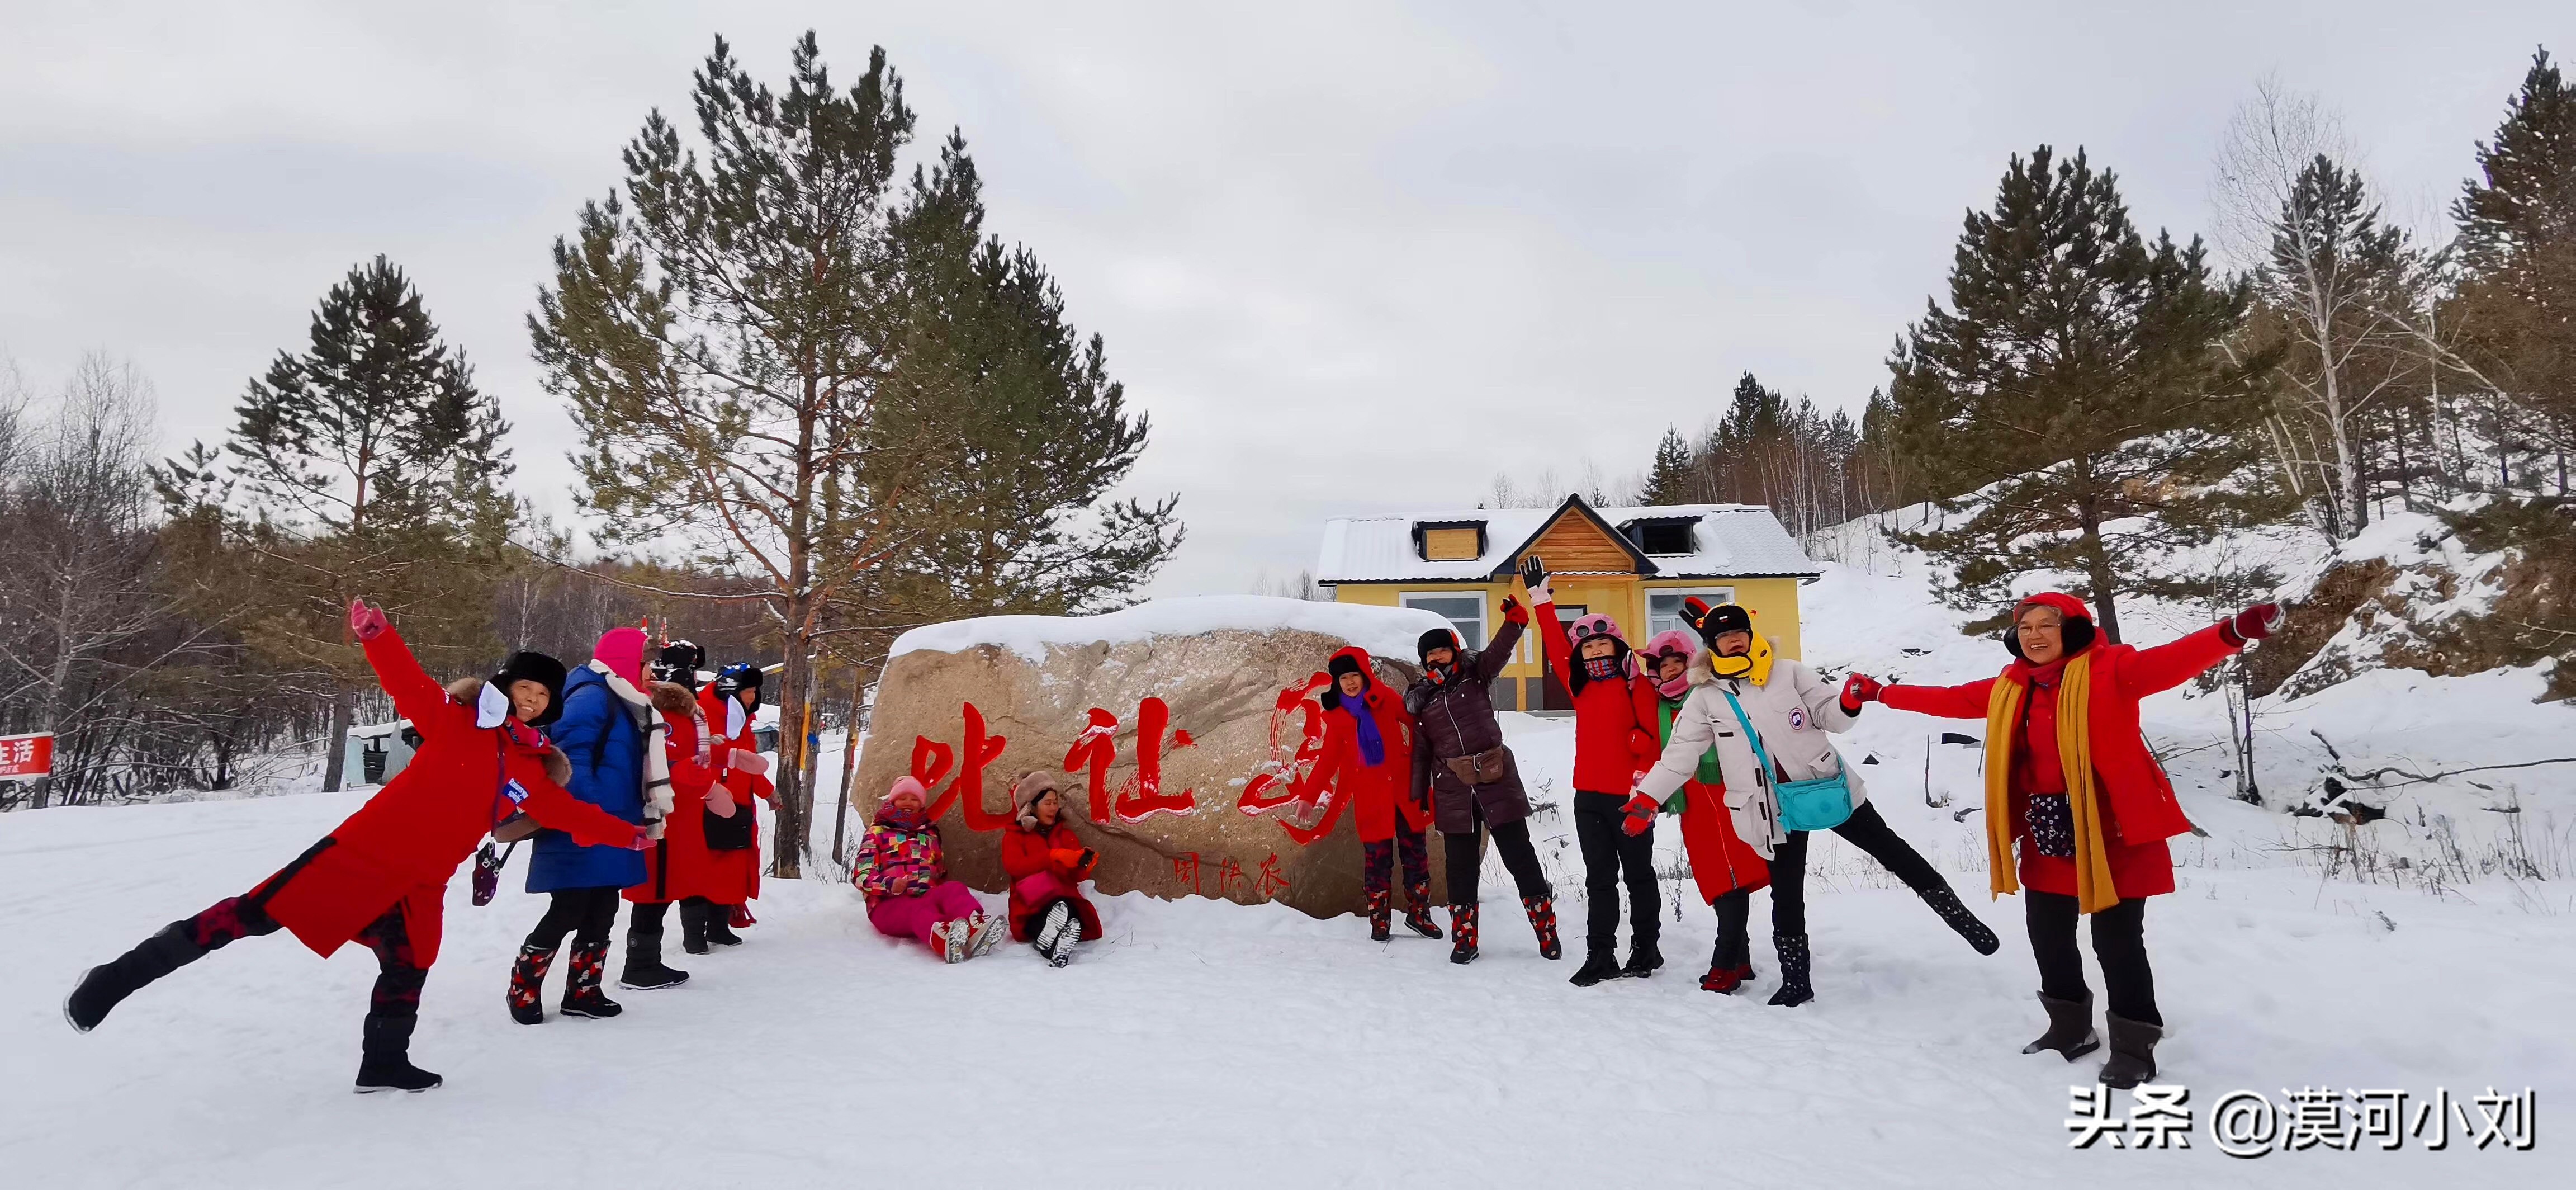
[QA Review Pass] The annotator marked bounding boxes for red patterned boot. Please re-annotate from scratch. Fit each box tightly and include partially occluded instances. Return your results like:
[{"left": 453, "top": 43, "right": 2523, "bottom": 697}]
[
  {"left": 1367, "top": 890, "right": 1392, "bottom": 942},
  {"left": 506, "top": 945, "right": 556, "bottom": 1026},
  {"left": 1523, "top": 896, "right": 1563, "bottom": 960},
  {"left": 1448, "top": 905, "right": 1480, "bottom": 965},
  {"left": 1401, "top": 880, "right": 1444, "bottom": 939}
]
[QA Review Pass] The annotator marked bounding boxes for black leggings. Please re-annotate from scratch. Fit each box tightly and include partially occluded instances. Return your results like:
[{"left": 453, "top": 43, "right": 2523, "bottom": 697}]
[
  {"left": 183, "top": 888, "right": 425, "bottom": 1026},
  {"left": 1710, "top": 887, "right": 1752, "bottom": 971},
  {"left": 2028, "top": 891, "right": 2160, "bottom": 1026},
  {"left": 1442, "top": 820, "right": 1550, "bottom": 906},
  {"left": 525, "top": 886, "right": 621, "bottom": 951},
  {"left": 1768, "top": 801, "right": 1944, "bottom": 936},
  {"left": 1573, "top": 790, "right": 1659, "bottom": 947}
]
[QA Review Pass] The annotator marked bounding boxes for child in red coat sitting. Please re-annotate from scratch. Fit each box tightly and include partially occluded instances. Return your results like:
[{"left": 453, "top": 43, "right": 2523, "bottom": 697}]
[
  {"left": 1000, "top": 772, "right": 1101, "bottom": 967},
  {"left": 64, "top": 598, "right": 646, "bottom": 1093}
]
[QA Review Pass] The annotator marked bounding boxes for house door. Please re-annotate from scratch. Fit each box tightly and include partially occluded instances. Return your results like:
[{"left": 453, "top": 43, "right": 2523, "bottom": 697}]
[{"left": 1538, "top": 603, "right": 1583, "bottom": 711}]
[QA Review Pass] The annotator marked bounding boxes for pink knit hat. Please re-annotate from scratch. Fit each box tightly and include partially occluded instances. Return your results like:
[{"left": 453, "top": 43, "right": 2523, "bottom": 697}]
[
  {"left": 886, "top": 775, "right": 929, "bottom": 808},
  {"left": 592, "top": 626, "right": 648, "bottom": 686}
]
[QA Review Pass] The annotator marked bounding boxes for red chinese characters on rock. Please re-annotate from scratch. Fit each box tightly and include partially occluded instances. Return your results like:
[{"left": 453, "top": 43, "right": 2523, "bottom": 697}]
[
  {"left": 1235, "top": 673, "right": 1347, "bottom": 846},
  {"left": 1059, "top": 697, "right": 1197, "bottom": 824},
  {"left": 910, "top": 702, "right": 1012, "bottom": 832}
]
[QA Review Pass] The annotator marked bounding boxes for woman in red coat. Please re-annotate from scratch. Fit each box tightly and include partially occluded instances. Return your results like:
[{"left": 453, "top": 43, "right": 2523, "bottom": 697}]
[
  {"left": 1634, "top": 630, "right": 1773, "bottom": 994},
  {"left": 64, "top": 598, "right": 645, "bottom": 1093},
  {"left": 650, "top": 663, "right": 774, "bottom": 955},
  {"left": 1531, "top": 571, "right": 1665, "bottom": 985},
  {"left": 1309, "top": 646, "right": 1441, "bottom": 942},
  {"left": 1001, "top": 772, "right": 1101, "bottom": 967},
  {"left": 617, "top": 640, "right": 726, "bottom": 989},
  {"left": 1854, "top": 592, "right": 2283, "bottom": 1089}
]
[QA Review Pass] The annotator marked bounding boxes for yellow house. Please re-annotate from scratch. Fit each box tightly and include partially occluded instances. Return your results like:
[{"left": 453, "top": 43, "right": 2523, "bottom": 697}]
[{"left": 1316, "top": 494, "right": 1822, "bottom": 712}]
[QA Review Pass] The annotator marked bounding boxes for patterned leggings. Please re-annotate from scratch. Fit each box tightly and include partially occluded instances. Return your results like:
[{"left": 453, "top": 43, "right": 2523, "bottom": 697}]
[
  {"left": 185, "top": 892, "right": 426, "bottom": 1021},
  {"left": 1360, "top": 822, "right": 1432, "bottom": 899}
]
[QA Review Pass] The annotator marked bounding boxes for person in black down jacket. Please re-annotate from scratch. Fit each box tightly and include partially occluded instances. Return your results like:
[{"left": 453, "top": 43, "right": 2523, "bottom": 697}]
[{"left": 1403, "top": 591, "right": 1560, "bottom": 966}]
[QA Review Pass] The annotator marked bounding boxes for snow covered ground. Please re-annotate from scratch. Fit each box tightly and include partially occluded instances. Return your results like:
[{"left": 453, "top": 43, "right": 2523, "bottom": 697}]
[{"left": 6, "top": 513, "right": 2569, "bottom": 1187}]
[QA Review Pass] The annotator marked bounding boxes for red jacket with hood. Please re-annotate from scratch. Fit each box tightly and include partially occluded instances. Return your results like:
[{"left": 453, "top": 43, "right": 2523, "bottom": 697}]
[
  {"left": 261, "top": 628, "right": 640, "bottom": 966},
  {"left": 1535, "top": 599, "right": 1663, "bottom": 794},
  {"left": 1308, "top": 646, "right": 1432, "bottom": 843},
  {"left": 1001, "top": 817, "right": 1104, "bottom": 942},
  {"left": 1880, "top": 592, "right": 2242, "bottom": 899}
]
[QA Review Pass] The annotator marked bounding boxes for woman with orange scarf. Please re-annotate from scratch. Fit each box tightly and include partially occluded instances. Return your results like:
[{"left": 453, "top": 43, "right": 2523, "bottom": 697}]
[{"left": 1850, "top": 592, "right": 2282, "bottom": 1089}]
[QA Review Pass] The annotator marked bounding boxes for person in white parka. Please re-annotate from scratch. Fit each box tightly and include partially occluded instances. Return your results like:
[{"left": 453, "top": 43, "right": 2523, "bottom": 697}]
[{"left": 1630, "top": 601, "right": 1999, "bottom": 1007}]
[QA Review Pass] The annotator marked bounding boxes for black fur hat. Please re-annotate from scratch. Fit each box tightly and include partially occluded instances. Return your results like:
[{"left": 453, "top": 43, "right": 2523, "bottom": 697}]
[
  {"left": 491, "top": 651, "right": 570, "bottom": 728},
  {"left": 1415, "top": 627, "right": 1462, "bottom": 662}
]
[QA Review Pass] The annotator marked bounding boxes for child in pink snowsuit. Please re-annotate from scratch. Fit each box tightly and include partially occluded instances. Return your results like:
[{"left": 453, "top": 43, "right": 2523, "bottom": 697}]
[{"left": 853, "top": 777, "right": 1002, "bottom": 962}]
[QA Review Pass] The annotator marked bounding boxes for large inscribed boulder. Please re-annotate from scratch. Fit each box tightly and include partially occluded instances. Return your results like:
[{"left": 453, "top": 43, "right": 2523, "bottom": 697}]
[{"left": 853, "top": 596, "right": 1455, "bottom": 918}]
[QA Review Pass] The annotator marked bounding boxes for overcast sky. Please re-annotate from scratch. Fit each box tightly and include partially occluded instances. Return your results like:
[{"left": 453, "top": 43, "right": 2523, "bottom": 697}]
[{"left": 3, "top": 1, "right": 2566, "bottom": 596}]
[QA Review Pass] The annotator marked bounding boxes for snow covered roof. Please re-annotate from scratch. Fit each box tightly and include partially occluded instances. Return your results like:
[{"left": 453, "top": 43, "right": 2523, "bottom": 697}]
[
  {"left": 1316, "top": 497, "right": 1821, "bottom": 583},
  {"left": 889, "top": 595, "right": 1452, "bottom": 664}
]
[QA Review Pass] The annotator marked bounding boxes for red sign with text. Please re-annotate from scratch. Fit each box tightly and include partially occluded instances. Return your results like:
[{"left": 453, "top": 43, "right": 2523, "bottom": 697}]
[{"left": 0, "top": 733, "right": 54, "bottom": 780}]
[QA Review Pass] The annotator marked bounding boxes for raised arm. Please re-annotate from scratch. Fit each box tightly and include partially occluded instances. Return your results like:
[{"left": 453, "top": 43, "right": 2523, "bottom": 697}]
[
  {"left": 1477, "top": 598, "right": 1528, "bottom": 684},
  {"left": 1534, "top": 597, "right": 1573, "bottom": 680},
  {"left": 1880, "top": 676, "right": 1999, "bottom": 721},
  {"left": 360, "top": 625, "right": 470, "bottom": 740}
]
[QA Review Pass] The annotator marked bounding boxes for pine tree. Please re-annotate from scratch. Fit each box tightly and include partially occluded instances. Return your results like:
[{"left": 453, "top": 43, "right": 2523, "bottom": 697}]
[
  {"left": 1641, "top": 425, "right": 1694, "bottom": 503},
  {"left": 212, "top": 256, "right": 513, "bottom": 790},
  {"left": 2450, "top": 47, "right": 2576, "bottom": 494},
  {"left": 1888, "top": 146, "right": 2276, "bottom": 642}
]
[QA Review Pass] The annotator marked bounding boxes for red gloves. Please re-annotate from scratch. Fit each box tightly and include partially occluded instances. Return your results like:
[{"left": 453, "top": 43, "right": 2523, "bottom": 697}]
[
  {"left": 625, "top": 825, "right": 653, "bottom": 851},
  {"left": 2221, "top": 603, "right": 2285, "bottom": 646},
  {"left": 1621, "top": 792, "right": 1659, "bottom": 837},
  {"left": 347, "top": 598, "right": 389, "bottom": 642},
  {"left": 1502, "top": 596, "right": 1528, "bottom": 626},
  {"left": 1051, "top": 847, "right": 1098, "bottom": 875},
  {"left": 1840, "top": 673, "right": 1882, "bottom": 714}
]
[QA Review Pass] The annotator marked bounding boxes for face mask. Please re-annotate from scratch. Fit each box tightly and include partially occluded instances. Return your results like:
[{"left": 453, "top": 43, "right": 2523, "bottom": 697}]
[{"left": 1708, "top": 653, "right": 1753, "bottom": 678}]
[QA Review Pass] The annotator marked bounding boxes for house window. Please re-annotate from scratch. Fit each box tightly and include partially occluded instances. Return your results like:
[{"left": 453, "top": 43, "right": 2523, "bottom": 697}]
[
  {"left": 1626, "top": 519, "right": 1697, "bottom": 555},
  {"left": 1403, "top": 592, "right": 1486, "bottom": 651},
  {"left": 1420, "top": 527, "right": 1483, "bottom": 562},
  {"left": 1647, "top": 587, "right": 1736, "bottom": 640}
]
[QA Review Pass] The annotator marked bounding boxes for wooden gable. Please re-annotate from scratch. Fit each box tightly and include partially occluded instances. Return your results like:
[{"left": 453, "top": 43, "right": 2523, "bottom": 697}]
[{"left": 1495, "top": 495, "right": 1658, "bottom": 576}]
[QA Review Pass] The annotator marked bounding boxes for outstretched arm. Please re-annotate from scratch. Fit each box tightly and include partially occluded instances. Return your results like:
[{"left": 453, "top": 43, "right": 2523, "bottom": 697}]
[
  {"left": 1880, "top": 677, "right": 1999, "bottom": 721},
  {"left": 516, "top": 764, "right": 645, "bottom": 848},
  {"left": 2118, "top": 624, "right": 2241, "bottom": 699},
  {"left": 359, "top": 624, "right": 468, "bottom": 740},
  {"left": 1477, "top": 601, "right": 1527, "bottom": 685},
  {"left": 1534, "top": 597, "right": 1572, "bottom": 680}
]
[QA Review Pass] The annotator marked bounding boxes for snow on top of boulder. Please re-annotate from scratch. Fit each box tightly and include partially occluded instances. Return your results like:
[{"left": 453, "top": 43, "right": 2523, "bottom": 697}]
[{"left": 889, "top": 595, "right": 1454, "bottom": 664}]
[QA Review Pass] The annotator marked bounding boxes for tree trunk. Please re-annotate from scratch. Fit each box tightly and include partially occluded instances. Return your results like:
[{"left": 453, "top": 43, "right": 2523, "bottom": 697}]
[
  {"left": 830, "top": 664, "right": 863, "bottom": 866},
  {"left": 769, "top": 632, "right": 812, "bottom": 879},
  {"left": 321, "top": 682, "right": 353, "bottom": 792},
  {"left": 2076, "top": 487, "right": 2122, "bottom": 645}
]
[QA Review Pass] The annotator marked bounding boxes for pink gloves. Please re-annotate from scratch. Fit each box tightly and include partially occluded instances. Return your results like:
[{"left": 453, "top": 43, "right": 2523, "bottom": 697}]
[
  {"left": 730, "top": 748, "right": 770, "bottom": 776},
  {"left": 348, "top": 598, "right": 389, "bottom": 642},
  {"left": 704, "top": 786, "right": 738, "bottom": 818}
]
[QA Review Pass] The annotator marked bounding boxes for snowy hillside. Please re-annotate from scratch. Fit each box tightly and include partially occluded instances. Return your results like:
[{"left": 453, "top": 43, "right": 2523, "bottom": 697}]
[{"left": 5, "top": 516, "right": 2570, "bottom": 1188}]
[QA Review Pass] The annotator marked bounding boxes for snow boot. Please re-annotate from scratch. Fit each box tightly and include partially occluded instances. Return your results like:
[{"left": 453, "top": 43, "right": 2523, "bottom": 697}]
[
  {"left": 2099, "top": 1013, "right": 2162, "bottom": 1089},
  {"left": 2023, "top": 991, "right": 2102, "bottom": 1061},
  {"left": 1401, "top": 881, "right": 1444, "bottom": 939},
  {"left": 932, "top": 918, "right": 975, "bottom": 963},
  {"left": 1701, "top": 946, "right": 1744, "bottom": 994},
  {"left": 703, "top": 901, "right": 744, "bottom": 948},
  {"left": 618, "top": 913, "right": 690, "bottom": 990},
  {"left": 1367, "top": 890, "right": 1392, "bottom": 942},
  {"left": 1032, "top": 901, "right": 1081, "bottom": 968},
  {"left": 1767, "top": 933, "right": 1814, "bottom": 1008},
  {"left": 679, "top": 899, "right": 712, "bottom": 956},
  {"left": 964, "top": 910, "right": 1006, "bottom": 959},
  {"left": 730, "top": 904, "right": 756, "bottom": 929},
  {"left": 1523, "top": 896, "right": 1562, "bottom": 960},
  {"left": 1448, "top": 905, "right": 1479, "bottom": 965},
  {"left": 353, "top": 1014, "right": 441, "bottom": 1093},
  {"left": 506, "top": 944, "right": 556, "bottom": 1026},
  {"left": 65, "top": 922, "right": 205, "bottom": 1032},
  {"left": 558, "top": 941, "right": 623, "bottom": 1019},
  {"left": 1620, "top": 934, "right": 1664, "bottom": 980},
  {"left": 1917, "top": 881, "right": 2001, "bottom": 955},
  {"left": 1568, "top": 947, "right": 1621, "bottom": 987}
]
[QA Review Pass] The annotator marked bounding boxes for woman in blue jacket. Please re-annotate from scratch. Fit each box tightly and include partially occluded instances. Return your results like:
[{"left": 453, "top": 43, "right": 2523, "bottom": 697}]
[{"left": 508, "top": 626, "right": 684, "bottom": 1024}]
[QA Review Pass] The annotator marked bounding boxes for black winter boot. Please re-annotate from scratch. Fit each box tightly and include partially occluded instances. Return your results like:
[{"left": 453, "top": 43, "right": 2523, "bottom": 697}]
[
  {"left": 1620, "top": 933, "right": 1664, "bottom": 979},
  {"left": 559, "top": 941, "right": 622, "bottom": 1019},
  {"left": 1768, "top": 933, "right": 1814, "bottom": 1008},
  {"left": 2099, "top": 1013, "right": 2162, "bottom": 1089},
  {"left": 2023, "top": 991, "right": 2101, "bottom": 1060},
  {"left": 506, "top": 945, "right": 556, "bottom": 1026},
  {"left": 1366, "top": 890, "right": 1392, "bottom": 942},
  {"left": 1402, "top": 880, "right": 1443, "bottom": 939},
  {"left": 679, "top": 899, "right": 712, "bottom": 956},
  {"left": 703, "top": 903, "right": 744, "bottom": 948},
  {"left": 1916, "top": 882, "right": 2001, "bottom": 955},
  {"left": 619, "top": 912, "right": 690, "bottom": 991},
  {"left": 65, "top": 923, "right": 206, "bottom": 1032},
  {"left": 354, "top": 1013, "right": 441, "bottom": 1093},
  {"left": 1448, "top": 905, "right": 1479, "bottom": 965},
  {"left": 1523, "top": 896, "right": 1562, "bottom": 960},
  {"left": 1568, "top": 947, "right": 1621, "bottom": 987}
]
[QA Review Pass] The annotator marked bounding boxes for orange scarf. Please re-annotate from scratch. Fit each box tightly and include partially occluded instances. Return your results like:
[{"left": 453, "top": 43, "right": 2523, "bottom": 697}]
[{"left": 1982, "top": 651, "right": 2119, "bottom": 914}]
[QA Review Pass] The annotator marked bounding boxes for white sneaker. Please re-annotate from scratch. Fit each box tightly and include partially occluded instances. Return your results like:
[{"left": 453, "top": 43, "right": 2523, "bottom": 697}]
[
  {"left": 1033, "top": 902, "right": 1081, "bottom": 968},
  {"left": 964, "top": 912, "right": 1005, "bottom": 959},
  {"left": 932, "top": 918, "right": 973, "bottom": 964}
]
